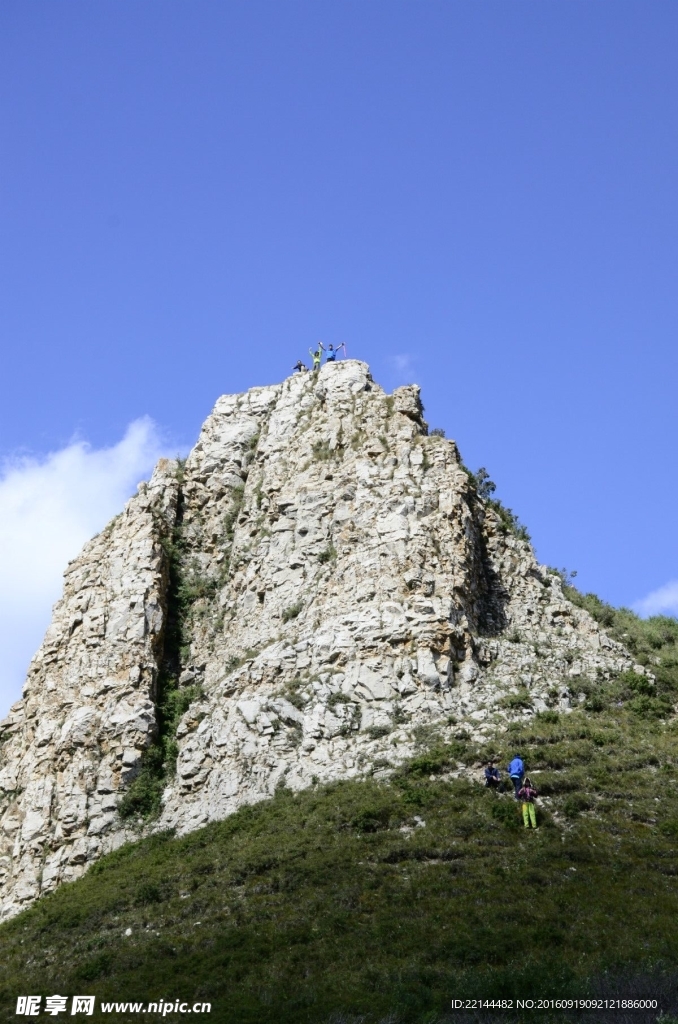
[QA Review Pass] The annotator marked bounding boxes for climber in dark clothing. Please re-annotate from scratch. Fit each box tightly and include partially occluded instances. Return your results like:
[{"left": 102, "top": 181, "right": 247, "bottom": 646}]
[
  {"left": 484, "top": 762, "right": 501, "bottom": 790},
  {"left": 292, "top": 359, "right": 307, "bottom": 373}
]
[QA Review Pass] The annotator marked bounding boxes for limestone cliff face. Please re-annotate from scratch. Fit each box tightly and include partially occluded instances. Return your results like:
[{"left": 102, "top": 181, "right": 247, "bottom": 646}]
[
  {"left": 0, "top": 462, "right": 178, "bottom": 919},
  {"left": 0, "top": 361, "right": 631, "bottom": 919}
]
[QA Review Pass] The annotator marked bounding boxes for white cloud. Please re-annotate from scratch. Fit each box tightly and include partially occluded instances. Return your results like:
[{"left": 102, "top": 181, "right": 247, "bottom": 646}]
[
  {"left": 0, "top": 419, "right": 173, "bottom": 716},
  {"left": 633, "top": 580, "right": 678, "bottom": 618},
  {"left": 390, "top": 353, "right": 413, "bottom": 375}
]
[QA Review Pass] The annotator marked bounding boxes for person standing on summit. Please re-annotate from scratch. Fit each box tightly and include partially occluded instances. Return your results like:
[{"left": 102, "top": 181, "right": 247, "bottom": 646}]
[
  {"left": 325, "top": 343, "right": 346, "bottom": 362},
  {"left": 507, "top": 755, "right": 525, "bottom": 799},
  {"left": 309, "top": 342, "right": 324, "bottom": 370}
]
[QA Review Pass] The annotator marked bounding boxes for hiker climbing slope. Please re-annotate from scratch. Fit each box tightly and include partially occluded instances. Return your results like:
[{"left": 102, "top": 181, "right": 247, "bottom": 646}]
[
  {"left": 484, "top": 762, "right": 501, "bottom": 791},
  {"left": 507, "top": 755, "right": 525, "bottom": 799},
  {"left": 518, "top": 777, "right": 538, "bottom": 828}
]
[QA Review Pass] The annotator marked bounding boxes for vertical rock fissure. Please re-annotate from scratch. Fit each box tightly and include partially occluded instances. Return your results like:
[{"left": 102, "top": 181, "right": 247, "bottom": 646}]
[
  {"left": 118, "top": 473, "right": 201, "bottom": 821},
  {"left": 117, "top": 422, "right": 268, "bottom": 823}
]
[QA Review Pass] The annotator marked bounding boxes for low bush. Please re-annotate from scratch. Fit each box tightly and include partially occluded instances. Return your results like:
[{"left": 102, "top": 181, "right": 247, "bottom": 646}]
[
  {"left": 282, "top": 600, "right": 303, "bottom": 623},
  {"left": 499, "top": 689, "right": 533, "bottom": 711},
  {"left": 318, "top": 544, "right": 337, "bottom": 564},
  {"left": 563, "top": 793, "right": 594, "bottom": 817},
  {"left": 489, "top": 797, "right": 521, "bottom": 830}
]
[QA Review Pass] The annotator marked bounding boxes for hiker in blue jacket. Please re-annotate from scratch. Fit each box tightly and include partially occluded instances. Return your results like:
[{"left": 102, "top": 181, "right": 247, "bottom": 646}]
[{"left": 508, "top": 756, "right": 525, "bottom": 799}]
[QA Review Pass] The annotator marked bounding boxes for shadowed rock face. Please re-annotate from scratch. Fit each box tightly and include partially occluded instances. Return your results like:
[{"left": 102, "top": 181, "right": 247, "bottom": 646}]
[{"left": 0, "top": 361, "right": 631, "bottom": 918}]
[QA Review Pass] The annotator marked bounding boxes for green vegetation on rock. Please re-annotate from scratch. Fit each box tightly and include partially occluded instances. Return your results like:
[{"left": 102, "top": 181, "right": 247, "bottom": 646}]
[
  {"left": 464, "top": 467, "right": 531, "bottom": 542},
  {"left": 563, "top": 584, "right": 678, "bottom": 719},
  {"left": 120, "top": 477, "right": 204, "bottom": 822}
]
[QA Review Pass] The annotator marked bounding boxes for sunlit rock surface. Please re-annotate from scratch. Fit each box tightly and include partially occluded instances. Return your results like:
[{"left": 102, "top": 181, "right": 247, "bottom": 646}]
[{"left": 0, "top": 361, "right": 631, "bottom": 919}]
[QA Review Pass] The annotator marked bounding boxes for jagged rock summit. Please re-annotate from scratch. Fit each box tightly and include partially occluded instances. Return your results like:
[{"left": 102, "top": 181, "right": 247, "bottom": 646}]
[{"left": 0, "top": 360, "right": 632, "bottom": 920}]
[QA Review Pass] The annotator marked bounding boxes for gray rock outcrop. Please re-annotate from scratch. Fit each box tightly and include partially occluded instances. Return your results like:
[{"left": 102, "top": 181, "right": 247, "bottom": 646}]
[{"left": 0, "top": 361, "right": 632, "bottom": 919}]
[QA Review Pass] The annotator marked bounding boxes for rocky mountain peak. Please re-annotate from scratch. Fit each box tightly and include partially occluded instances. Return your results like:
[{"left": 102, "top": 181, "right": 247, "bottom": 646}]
[{"left": 0, "top": 360, "right": 632, "bottom": 920}]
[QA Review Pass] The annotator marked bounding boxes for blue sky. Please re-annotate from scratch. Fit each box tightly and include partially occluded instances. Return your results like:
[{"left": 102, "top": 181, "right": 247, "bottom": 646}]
[{"left": 0, "top": 1, "right": 676, "bottom": 710}]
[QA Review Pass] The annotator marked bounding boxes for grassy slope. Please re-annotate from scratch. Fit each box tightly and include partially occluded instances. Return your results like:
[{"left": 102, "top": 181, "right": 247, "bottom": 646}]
[{"left": 1, "top": 600, "right": 678, "bottom": 1023}]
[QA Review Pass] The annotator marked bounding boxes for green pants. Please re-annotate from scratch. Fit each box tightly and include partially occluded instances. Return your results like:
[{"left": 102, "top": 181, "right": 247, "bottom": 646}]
[{"left": 522, "top": 802, "right": 537, "bottom": 828}]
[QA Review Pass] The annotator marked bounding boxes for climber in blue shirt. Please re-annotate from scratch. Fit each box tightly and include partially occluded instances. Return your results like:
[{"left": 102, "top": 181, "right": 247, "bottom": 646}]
[
  {"left": 325, "top": 343, "right": 346, "bottom": 362},
  {"left": 508, "top": 756, "right": 525, "bottom": 799}
]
